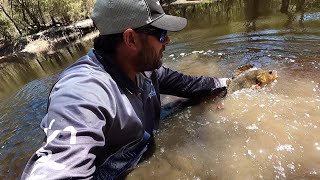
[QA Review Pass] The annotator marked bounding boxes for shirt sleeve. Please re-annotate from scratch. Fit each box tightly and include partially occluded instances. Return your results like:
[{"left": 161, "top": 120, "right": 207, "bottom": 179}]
[
  {"left": 21, "top": 72, "right": 115, "bottom": 180},
  {"left": 156, "top": 66, "right": 227, "bottom": 99}
]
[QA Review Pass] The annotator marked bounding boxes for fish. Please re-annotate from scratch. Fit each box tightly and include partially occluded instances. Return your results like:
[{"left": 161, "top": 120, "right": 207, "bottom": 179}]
[
  {"left": 216, "top": 65, "right": 278, "bottom": 109},
  {"left": 227, "top": 65, "right": 278, "bottom": 94}
]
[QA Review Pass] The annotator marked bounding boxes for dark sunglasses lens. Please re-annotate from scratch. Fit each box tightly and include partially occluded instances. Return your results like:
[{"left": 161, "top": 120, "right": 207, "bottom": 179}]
[
  {"left": 159, "top": 31, "right": 167, "bottom": 43},
  {"left": 160, "top": 35, "right": 165, "bottom": 42},
  {"left": 135, "top": 26, "right": 167, "bottom": 42}
]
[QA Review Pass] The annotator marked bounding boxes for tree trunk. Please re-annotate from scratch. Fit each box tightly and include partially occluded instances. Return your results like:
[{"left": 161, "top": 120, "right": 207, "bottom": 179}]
[
  {"left": 50, "top": 13, "right": 58, "bottom": 27},
  {"left": 0, "top": 4, "right": 22, "bottom": 35},
  {"left": 37, "top": 0, "right": 46, "bottom": 27},
  {"left": 296, "top": 0, "right": 305, "bottom": 12},
  {"left": 280, "top": 0, "right": 290, "bottom": 14},
  {"left": 18, "top": 0, "right": 41, "bottom": 31},
  {"left": 21, "top": 7, "right": 31, "bottom": 26}
]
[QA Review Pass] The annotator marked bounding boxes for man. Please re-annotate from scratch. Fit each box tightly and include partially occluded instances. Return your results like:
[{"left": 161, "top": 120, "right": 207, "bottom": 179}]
[{"left": 21, "top": 0, "right": 229, "bottom": 179}]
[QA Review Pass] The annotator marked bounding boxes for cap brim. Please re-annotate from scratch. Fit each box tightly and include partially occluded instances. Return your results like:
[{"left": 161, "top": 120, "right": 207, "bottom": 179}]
[{"left": 150, "top": 14, "right": 187, "bottom": 32}]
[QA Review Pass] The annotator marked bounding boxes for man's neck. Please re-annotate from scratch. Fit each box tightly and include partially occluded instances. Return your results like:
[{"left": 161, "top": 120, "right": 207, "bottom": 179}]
[{"left": 115, "top": 53, "right": 137, "bottom": 83}]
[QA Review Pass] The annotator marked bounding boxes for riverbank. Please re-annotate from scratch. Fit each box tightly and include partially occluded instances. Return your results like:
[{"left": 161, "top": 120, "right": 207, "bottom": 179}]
[
  {"left": 0, "top": 19, "right": 96, "bottom": 62},
  {"left": 171, "top": 0, "right": 204, "bottom": 4}
]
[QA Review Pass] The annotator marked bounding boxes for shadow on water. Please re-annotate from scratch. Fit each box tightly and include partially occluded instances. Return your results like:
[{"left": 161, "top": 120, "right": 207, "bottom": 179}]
[{"left": 0, "top": 0, "right": 320, "bottom": 179}]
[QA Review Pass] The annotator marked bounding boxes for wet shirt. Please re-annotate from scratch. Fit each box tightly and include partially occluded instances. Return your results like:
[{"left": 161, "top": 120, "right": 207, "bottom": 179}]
[{"left": 21, "top": 49, "right": 226, "bottom": 179}]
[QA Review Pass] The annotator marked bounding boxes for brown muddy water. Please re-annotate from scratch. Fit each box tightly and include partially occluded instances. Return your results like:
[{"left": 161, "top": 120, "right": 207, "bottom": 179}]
[{"left": 1, "top": 1, "right": 320, "bottom": 179}]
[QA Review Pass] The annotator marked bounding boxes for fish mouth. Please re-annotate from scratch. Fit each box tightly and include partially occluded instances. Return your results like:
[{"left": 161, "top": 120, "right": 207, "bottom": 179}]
[{"left": 272, "top": 70, "right": 279, "bottom": 79}]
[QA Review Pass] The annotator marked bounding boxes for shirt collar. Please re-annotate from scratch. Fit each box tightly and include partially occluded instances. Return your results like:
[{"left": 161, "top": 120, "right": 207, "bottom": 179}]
[{"left": 92, "top": 49, "right": 141, "bottom": 94}]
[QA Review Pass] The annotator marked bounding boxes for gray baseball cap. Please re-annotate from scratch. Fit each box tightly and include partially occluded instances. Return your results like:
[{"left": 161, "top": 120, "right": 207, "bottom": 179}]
[{"left": 91, "top": 0, "right": 187, "bottom": 35}]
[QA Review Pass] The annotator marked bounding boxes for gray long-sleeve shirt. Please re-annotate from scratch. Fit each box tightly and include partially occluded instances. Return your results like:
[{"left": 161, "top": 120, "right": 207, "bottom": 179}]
[{"left": 21, "top": 49, "right": 226, "bottom": 179}]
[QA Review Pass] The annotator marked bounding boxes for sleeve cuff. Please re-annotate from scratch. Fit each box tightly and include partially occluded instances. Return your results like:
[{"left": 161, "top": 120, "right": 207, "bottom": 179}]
[{"left": 217, "top": 78, "right": 231, "bottom": 88}]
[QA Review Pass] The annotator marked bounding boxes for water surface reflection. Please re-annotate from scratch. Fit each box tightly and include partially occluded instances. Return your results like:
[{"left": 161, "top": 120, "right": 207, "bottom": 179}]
[
  {"left": 0, "top": 76, "right": 57, "bottom": 179},
  {"left": 0, "top": 42, "right": 91, "bottom": 101}
]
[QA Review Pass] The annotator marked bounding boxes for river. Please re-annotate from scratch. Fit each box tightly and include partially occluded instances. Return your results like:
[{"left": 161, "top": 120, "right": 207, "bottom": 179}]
[{"left": 0, "top": 1, "right": 319, "bottom": 179}]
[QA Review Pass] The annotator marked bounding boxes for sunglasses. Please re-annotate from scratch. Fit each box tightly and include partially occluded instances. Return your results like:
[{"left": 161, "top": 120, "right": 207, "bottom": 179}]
[{"left": 134, "top": 25, "right": 168, "bottom": 43}]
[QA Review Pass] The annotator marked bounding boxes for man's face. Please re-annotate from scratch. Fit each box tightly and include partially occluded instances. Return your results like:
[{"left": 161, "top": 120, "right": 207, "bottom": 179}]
[
  {"left": 133, "top": 26, "right": 169, "bottom": 72},
  {"left": 135, "top": 35, "right": 164, "bottom": 71}
]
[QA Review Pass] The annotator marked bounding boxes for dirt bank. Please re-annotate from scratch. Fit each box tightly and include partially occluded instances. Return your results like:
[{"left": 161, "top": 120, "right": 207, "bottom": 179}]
[
  {"left": 172, "top": 0, "right": 203, "bottom": 4},
  {"left": 0, "top": 19, "right": 96, "bottom": 60}
]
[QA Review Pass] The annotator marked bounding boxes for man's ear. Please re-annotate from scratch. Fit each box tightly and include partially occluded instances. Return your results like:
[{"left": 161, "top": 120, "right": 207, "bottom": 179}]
[{"left": 123, "top": 29, "right": 139, "bottom": 50}]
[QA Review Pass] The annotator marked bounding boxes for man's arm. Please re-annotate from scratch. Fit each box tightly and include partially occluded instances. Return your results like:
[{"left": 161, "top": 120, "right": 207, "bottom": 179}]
[
  {"left": 156, "top": 66, "right": 228, "bottom": 99},
  {"left": 21, "top": 73, "right": 115, "bottom": 179}
]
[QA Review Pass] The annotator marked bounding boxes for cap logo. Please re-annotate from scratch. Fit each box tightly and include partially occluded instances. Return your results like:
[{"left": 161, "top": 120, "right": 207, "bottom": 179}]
[
  {"left": 156, "top": 1, "right": 160, "bottom": 6},
  {"left": 146, "top": 16, "right": 153, "bottom": 24}
]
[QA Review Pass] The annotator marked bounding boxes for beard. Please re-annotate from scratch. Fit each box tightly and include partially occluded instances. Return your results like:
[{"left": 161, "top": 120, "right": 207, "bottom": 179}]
[{"left": 135, "top": 39, "right": 163, "bottom": 72}]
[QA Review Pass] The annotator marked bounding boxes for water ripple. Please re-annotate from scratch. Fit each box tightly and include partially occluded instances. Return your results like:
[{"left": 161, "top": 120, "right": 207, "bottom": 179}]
[{"left": 0, "top": 75, "right": 58, "bottom": 177}]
